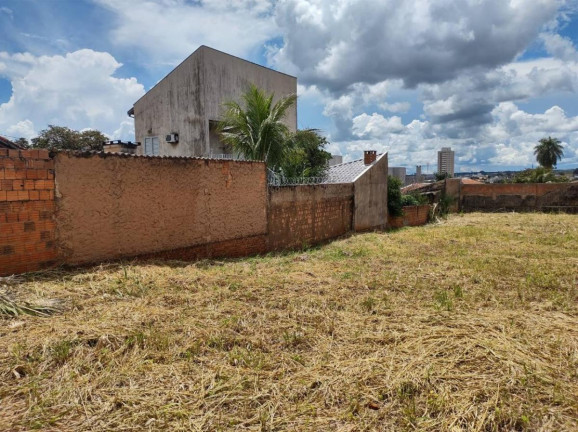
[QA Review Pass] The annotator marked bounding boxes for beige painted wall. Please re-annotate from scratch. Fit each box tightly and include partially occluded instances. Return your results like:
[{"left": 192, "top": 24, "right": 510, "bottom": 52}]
[
  {"left": 54, "top": 153, "right": 267, "bottom": 264},
  {"left": 353, "top": 153, "right": 388, "bottom": 231}
]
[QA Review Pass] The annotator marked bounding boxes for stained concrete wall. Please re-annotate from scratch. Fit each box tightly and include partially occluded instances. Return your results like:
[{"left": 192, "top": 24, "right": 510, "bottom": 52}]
[
  {"left": 134, "top": 51, "right": 206, "bottom": 157},
  {"left": 353, "top": 153, "right": 388, "bottom": 231},
  {"left": 133, "top": 46, "right": 297, "bottom": 158},
  {"left": 268, "top": 184, "right": 353, "bottom": 250},
  {"left": 54, "top": 153, "right": 268, "bottom": 265},
  {"left": 445, "top": 178, "right": 461, "bottom": 213},
  {"left": 202, "top": 47, "right": 297, "bottom": 137}
]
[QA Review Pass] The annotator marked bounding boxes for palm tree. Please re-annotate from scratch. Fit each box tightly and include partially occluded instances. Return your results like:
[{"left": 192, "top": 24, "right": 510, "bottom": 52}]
[
  {"left": 534, "top": 137, "right": 564, "bottom": 169},
  {"left": 217, "top": 84, "right": 297, "bottom": 168}
]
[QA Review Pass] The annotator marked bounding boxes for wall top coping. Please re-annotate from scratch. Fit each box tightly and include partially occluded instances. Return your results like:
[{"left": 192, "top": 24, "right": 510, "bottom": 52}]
[{"left": 52, "top": 150, "right": 265, "bottom": 164}]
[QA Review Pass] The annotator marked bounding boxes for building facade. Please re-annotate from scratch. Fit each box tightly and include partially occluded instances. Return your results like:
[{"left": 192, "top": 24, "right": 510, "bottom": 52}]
[
  {"left": 130, "top": 46, "right": 297, "bottom": 158},
  {"left": 437, "top": 147, "right": 455, "bottom": 176},
  {"left": 389, "top": 167, "right": 406, "bottom": 184}
]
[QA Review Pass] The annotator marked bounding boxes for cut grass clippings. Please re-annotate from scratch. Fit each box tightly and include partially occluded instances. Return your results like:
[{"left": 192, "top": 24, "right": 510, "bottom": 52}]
[{"left": 0, "top": 212, "right": 577, "bottom": 431}]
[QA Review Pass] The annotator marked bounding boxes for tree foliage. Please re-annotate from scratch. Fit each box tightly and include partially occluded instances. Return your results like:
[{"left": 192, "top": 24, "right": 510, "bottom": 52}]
[
  {"left": 280, "top": 129, "right": 332, "bottom": 178},
  {"left": 512, "top": 167, "right": 569, "bottom": 183},
  {"left": 217, "top": 84, "right": 297, "bottom": 168},
  {"left": 387, "top": 175, "right": 404, "bottom": 217},
  {"left": 534, "top": 136, "right": 564, "bottom": 169},
  {"left": 14, "top": 138, "right": 29, "bottom": 148},
  {"left": 31, "top": 125, "right": 108, "bottom": 151},
  {"left": 435, "top": 171, "right": 452, "bottom": 181}
]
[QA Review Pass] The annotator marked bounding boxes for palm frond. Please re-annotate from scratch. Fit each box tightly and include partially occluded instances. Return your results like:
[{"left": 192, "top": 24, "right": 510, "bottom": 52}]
[
  {"left": 0, "top": 292, "right": 62, "bottom": 317},
  {"left": 216, "top": 84, "right": 296, "bottom": 166}
]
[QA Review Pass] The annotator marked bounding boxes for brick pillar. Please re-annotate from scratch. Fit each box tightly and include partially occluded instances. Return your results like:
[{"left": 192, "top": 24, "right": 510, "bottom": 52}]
[{"left": 0, "top": 149, "right": 58, "bottom": 276}]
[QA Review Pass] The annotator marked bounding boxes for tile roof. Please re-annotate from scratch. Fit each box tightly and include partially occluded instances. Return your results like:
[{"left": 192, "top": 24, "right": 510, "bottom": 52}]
[
  {"left": 401, "top": 183, "right": 430, "bottom": 193},
  {"left": 0, "top": 135, "right": 22, "bottom": 149},
  {"left": 461, "top": 178, "right": 483, "bottom": 184},
  {"left": 323, "top": 158, "right": 372, "bottom": 183}
]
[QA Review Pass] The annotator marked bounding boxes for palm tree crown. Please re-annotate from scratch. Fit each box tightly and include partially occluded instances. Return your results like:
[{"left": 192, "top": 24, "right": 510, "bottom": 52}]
[
  {"left": 534, "top": 137, "right": 564, "bottom": 169},
  {"left": 217, "top": 84, "right": 297, "bottom": 168}
]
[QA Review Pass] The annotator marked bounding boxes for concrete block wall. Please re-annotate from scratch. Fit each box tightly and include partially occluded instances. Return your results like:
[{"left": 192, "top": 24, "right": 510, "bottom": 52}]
[
  {"left": 268, "top": 184, "right": 354, "bottom": 250},
  {"left": 387, "top": 204, "right": 431, "bottom": 229},
  {"left": 0, "top": 149, "right": 57, "bottom": 276}
]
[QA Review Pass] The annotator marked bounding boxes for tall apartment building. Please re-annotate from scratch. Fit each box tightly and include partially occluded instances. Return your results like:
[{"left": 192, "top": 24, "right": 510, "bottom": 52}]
[{"left": 437, "top": 147, "right": 455, "bottom": 176}]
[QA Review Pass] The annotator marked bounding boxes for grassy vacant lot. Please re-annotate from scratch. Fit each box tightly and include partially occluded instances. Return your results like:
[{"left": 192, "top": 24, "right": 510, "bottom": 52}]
[{"left": 1, "top": 213, "right": 577, "bottom": 431}]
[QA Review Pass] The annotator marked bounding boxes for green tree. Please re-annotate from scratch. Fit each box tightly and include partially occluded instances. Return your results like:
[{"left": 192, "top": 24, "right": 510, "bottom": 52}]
[
  {"left": 534, "top": 136, "right": 564, "bottom": 169},
  {"left": 14, "top": 138, "right": 29, "bottom": 148},
  {"left": 280, "top": 129, "right": 332, "bottom": 178},
  {"left": 435, "top": 171, "right": 452, "bottom": 181},
  {"left": 512, "top": 167, "right": 569, "bottom": 183},
  {"left": 78, "top": 129, "right": 109, "bottom": 151},
  {"left": 31, "top": 125, "right": 108, "bottom": 151},
  {"left": 217, "top": 84, "right": 297, "bottom": 168},
  {"left": 387, "top": 175, "right": 403, "bottom": 217}
]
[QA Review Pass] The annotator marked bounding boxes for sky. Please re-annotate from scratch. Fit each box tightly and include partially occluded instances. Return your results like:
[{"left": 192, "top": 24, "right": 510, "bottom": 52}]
[{"left": 1, "top": 0, "right": 578, "bottom": 173}]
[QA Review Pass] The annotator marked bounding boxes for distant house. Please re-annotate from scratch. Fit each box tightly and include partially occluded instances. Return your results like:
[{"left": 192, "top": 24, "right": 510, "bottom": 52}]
[
  {"left": 0, "top": 135, "right": 23, "bottom": 150},
  {"left": 128, "top": 45, "right": 297, "bottom": 158}
]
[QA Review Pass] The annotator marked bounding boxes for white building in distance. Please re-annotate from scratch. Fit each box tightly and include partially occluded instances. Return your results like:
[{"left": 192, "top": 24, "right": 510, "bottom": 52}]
[{"left": 437, "top": 147, "right": 455, "bottom": 176}]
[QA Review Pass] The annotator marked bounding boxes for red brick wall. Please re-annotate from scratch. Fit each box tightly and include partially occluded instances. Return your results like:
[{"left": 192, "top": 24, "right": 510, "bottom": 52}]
[
  {"left": 268, "top": 184, "right": 354, "bottom": 250},
  {"left": 388, "top": 204, "right": 431, "bottom": 229},
  {"left": 0, "top": 149, "right": 57, "bottom": 276},
  {"left": 460, "top": 183, "right": 578, "bottom": 212}
]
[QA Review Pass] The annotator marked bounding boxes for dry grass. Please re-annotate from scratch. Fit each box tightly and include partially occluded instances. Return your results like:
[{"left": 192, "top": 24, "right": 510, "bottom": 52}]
[{"left": 1, "top": 212, "right": 577, "bottom": 431}]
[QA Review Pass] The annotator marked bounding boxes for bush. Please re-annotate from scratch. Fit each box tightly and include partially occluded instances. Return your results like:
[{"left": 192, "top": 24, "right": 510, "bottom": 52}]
[
  {"left": 401, "top": 193, "right": 428, "bottom": 207},
  {"left": 512, "top": 168, "right": 570, "bottom": 183},
  {"left": 438, "top": 192, "right": 455, "bottom": 217},
  {"left": 388, "top": 175, "right": 403, "bottom": 217}
]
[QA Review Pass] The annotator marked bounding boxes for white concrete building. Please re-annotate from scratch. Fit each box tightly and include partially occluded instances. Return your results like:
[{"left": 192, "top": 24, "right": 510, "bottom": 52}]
[{"left": 129, "top": 46, "right": 297, "bottom": 158}]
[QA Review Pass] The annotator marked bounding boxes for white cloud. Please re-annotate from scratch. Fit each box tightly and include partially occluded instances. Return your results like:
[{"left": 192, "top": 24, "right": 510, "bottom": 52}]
[
  {"left": 334, "top": 102, "right": 578, "bottom": 171},
  {"left": 271, "top": 0, "right": 559, "bottom": 91},
  {"left": 379, "top": 101, "right": 411, "bottom": 114},
  {"left": 352, "top": 113, "right": 405, "bottom": 138},
  {"left": 0, "top": 49, "right": 144, "bottom": 140},
  {"left": 0, "top": 7, "right": 13, "bottom": 19},
  {"left": 95, "top": 0, "right": 277, "bottom": 66}
]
